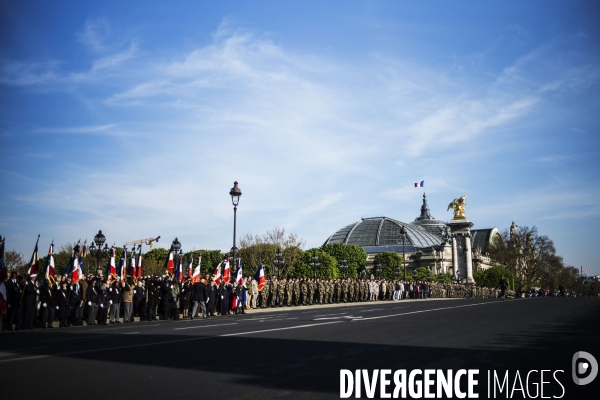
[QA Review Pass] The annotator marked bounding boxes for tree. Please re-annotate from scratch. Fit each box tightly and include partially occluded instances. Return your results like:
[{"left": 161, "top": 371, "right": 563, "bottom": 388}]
[
  {"left": 488, "top": 225, "right": 564, "bottom": 294},
  {"left": 291, "top": 248, "right": 337, "bottom": 279},
  {"left": 473, "top": 266, "right": 514, "bottom": 290},
  {"left": 5, "top": 250, "right": 26, "bottom": 274},
  {"left": 321, "top": 243, "right": 367, "bottom": 279},
  {"left": 372, "top": 252, "right": 403, "bottom": 280}
]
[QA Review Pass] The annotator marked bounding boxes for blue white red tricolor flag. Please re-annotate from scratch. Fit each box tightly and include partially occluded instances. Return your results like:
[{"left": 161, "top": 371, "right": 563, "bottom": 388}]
[
  {"left": 118, "top": 247, "right": 127, "bottom": 280},
  {"left": 175, "top": 253, "right": 183, "bottom": 281},
  {"left": 107, "top": 246, "right": 117, "bottom": 283},
  {"left": 45, "top": 242, "right": 55, "bottom": 285},
  {"left": 130, "top": 247, "right": 137, "bottom": 282},
  {"left": 255, "top": 263, "right": 265, "bottom": 291},
  {"left": 186, "top": 256, "right": 193, "bottom": 278},
  {"left": 136, "top": 246, "right": 143, "bottom": 278},
  {"left": 165, "top": 250, "right": 174, "bottom": 275},
  {"left": 222, "top": 258, "right": 231, "bottom": 283},
  {"left": 236, "top": 259, "right": 243, "bottom": 285},
  {"left": 28, "top": 235, "right": 41, "bottom": 276},
  {"left": 414, "top": 180, "right": 424, "bottom": 187}
]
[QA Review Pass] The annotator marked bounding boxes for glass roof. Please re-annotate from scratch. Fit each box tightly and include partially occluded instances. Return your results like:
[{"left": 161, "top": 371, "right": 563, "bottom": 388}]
[{"left": 325, "top": 216, "right": 442, "bottom": 248}]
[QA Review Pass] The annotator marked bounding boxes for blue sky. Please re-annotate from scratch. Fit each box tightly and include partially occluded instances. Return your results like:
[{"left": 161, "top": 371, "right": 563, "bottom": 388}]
[{"left": 1, "top": 1, "right": 599, "bottom": 274}]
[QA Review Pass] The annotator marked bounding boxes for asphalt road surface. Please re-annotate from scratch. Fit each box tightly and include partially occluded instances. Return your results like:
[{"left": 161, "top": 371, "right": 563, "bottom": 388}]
[{"left": 2, "top": 297, "right": 599, "bottom": 399}]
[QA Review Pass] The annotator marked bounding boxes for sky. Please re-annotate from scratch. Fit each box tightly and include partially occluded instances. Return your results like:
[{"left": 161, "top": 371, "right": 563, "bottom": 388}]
[{"left": 1, "top": 1, "right": 599, "bottom": 275}]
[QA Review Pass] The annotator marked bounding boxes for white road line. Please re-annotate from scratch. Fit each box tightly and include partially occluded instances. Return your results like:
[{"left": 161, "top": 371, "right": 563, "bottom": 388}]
[
  {"left": 174, "top": 323, "right": 237, "bottom": 331},
  {"left": 314, "top": 312, "right": 347, "bottom": 318},
  {"left": 351, "top": 300, "right": 512, "bottom": 321},
  {"left": 0, "top": 321, "right": 344, "bottom": 363},
  {"left": 124, "top": 332, "right": 139, "bottom": 335},
  {"left": 314, "top": 316, "right": 362, "bottom": 320}
]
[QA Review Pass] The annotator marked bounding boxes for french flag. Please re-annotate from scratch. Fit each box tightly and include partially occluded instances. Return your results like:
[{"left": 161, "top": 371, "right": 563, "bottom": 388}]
[
  {"left": 137, "top": 247, "right": 143, "bottom": 278},
  {"left": 165, "top": 250, "right": 174, "bottom": 275},
  {"left": 71, "top": 253, "right": 81, "bottom": 282},
  {"left": 213, "top": 261, "right": 223, "bottom": 285},
  {"left": 414, "top": 180, "right": 424, "bottom": 188},
  {"left": 236, "top": 259, "right": 243, "bottom": 285},
  {"left": 254, "top": 263, "right": 266, "bottom": 291},
  {"left": 222, "top": 258, "right": 231, "bottom": 283},
  {"left": 45, "top": 242, "right": 55, "bottom": 285},
  {"left": 175, "top": 254, "right": 183, "bottom": 281},
  {"left": 118, "top": 247, "right": 127, "bottom": 280},
  {"left": 186, "top": 256, "right": 193, "bottom": 278},
  {"left": 28, "top": 235, "right": 41, "bottom": 276},
  {"left": 107, "top": 247, "right": 117, "bottom": 282},
  {"left": 130, "top": 247, "right": 137, "bottom": 282}
]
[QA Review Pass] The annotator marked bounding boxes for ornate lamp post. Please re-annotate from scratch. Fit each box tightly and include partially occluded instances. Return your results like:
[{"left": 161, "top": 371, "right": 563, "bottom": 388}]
[
  {"left": 401, "top": 226, "right": 407, "bottom": 280},
  {"left": 339, "top": 258, "right": 348, "bottom": 279},
  {"left": 375, "top": 263, "right": 382, "bottom": 280},
  {"left": 171, "top": 237, "right": 182, "bottom": 253},
  {"left": 273, "top": 248, "right": 285, "bottom": 279},
  {"left": 310, "top": 252, "right": 320, "bottom": 280},
  {"left": 89, "top": 230, "right": 110, "bottom": 276},
  {"left": 229, "top": 181, "right": 242, "bottom": 278},
  {"left": 230, "top": 246, "right": 239, "bottom": 275}
]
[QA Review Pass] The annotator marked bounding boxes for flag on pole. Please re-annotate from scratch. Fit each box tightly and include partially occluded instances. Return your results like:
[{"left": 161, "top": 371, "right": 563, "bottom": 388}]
[
  {"left": 222, "top": 258, "right": 231, "bottom": 283},
  {"left": 0, "top": 236, "right": 7, "bottom": 314},
  {"left": 175, "top": 253, "right": 183, "bottom": 281},
  {"left": 45, "top": 242, "right": 55, "bottom": 285},
  {"left": 254, "top": 263, "right": 265, "bottom": 291},
  {"left": 27, "top": 234, "right": 41, "bottom": 276},
  {"left": 236, "top": 259, "right": 243, "bottom": 285},
  {"left": 130, "top": 247, "right": 137, "bottom": 282},
  {"left": 414, "top": 180, "right": 424, "bottom": 188},
  {"left": 118, "top": 247, "right": 127, "bottom": 281},
  {"left": 192, "top": 262, "right": 202, "bottom": 284},
  {"left": 213, "top": 261, "right": 223, "bottom": 285},
  {"left": 78, "top": 241, "right": 86, "bottom": 278},
  {"left": 165, "top": 249, "right": 174, "bottom": 275},
  {"left": 107, "top": 246, "right": 117, "bottom": 283},
  {"left": 186, "top": 255, "right": 193, "bottom": 278},
  {"left": 136, "top": 245, "right": 143, "bottom": 278},
  {"left": 71, "top": 251, "right": 81, "bottom": 282}
]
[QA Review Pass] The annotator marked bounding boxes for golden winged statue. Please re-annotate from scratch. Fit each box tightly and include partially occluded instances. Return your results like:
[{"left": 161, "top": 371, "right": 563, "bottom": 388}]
[{"left": 447, "top": 194, "right": 467, "bottom": 220}]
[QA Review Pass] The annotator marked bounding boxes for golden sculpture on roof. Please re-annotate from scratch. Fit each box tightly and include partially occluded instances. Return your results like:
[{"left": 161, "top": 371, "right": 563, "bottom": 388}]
[{"left": 447, "top": 194, "right": 468, "bottom": 220}]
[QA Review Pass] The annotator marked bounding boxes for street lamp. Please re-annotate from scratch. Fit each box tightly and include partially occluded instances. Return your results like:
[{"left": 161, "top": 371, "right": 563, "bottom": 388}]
[
  {"left": 229, "top": 181, "right": 242, "bottom": 279},
  {"left": 375, "top": 263, "right": 382, "bottom": 280},
  {"left": 89, "top": 230, "right": 110, "bottom": 275},
  {"left": 230, "top": 246, "right": 239, "bottom": 274},
  {"left": 274, "top": 248, "right": 285, "bottom": 279},
  {"left": 310, "top": 252, "right": 320, "bottom": 280},
  {"left": 172, "top": 238, "right": 182, "bottom": 253},
  {"left": 401, "top": 225, "right": 407, "bottom": 280},
  {"left": 339, "top": 258, "right": 348, "bottom": 279}
]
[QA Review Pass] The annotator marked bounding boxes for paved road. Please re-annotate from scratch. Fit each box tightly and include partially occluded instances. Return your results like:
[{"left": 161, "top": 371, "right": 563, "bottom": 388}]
[{"left": 2, "top": 297, "right": 599, "bottom": 399}]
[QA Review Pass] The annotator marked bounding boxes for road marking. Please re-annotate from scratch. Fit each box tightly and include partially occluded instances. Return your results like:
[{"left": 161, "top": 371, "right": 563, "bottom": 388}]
[
  {"left": 174, "top": 323, "right": 237, "bottom": 331},
  {"left": 351, "top": 301, "right": 511, "bottom": 321},
  {"left": 314, "top": 316, "right": 362, "bottom": 320},
  {"left": 0, "top": 321, "right": 344, "bottom": 363},
  {"left": 0, "top": 346, "right": 50, "bottom": 358},
  {"left": 314, "top": 312, "right": 347, "bottom": 318},
  {"left": 124, "top": 332, "right": 139, "bottom": 335}
]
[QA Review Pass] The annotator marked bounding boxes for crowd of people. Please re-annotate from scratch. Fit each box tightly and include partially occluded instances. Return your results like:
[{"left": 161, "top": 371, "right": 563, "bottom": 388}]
[{"left": 0, "top": 271, "right": 500, "bottom": 331}]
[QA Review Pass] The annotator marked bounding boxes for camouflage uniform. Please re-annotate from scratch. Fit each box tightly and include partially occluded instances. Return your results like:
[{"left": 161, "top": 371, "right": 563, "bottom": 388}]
[
  {"left": 292, "top": 279, "right": 300, "bottom": 305},
  {"left": 269, "top": 279, "right": 278, "bottom": 307},
  {"left": 300, "top": 280, "right": 308, "bottom": 305},
  {"left": 276, "top": 280, "right": 285, "bottom": 307},
  {"left": 260, "top": 281, "right": 270, "bottom": 307},
  {"left": 285, "top": 279, "right": 293, "bottom": 306},
  {"left": 307, "top": 281, "right": 315, "bottom": 305}
]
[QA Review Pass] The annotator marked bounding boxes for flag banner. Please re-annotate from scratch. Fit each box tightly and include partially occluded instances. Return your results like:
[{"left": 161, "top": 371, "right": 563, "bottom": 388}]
[
  {"left": 222, "top": 258, "right": 231, "bottom": 283},
  {"left": 186, "top": 256, "right": 193, "bottom": 278},
  {"left": 78, "top": 241, "right": 86, "bottom": 278},
  {"left": 414, "top": 180, "right": 424, "bottom": 187},
  {"left": 254, "top": 263, "right": 265, "bottom": 291},
  {"left": 0, "top": 236, "right": 7, "bottom": 314},
  {"left": 107, "top": 247, "right": 117, "bottom": 283},
  {"left": 137, "top": 246, "right": 143, "bottom": 278},
  {"left": 213, "top": 261, "right": 223, "bottom": 285},
  {"left": 191, "top": 265, "right": 201, "bottom": 284},
  {"left": 130, "top": 248, "right": 137, "bottom": 282},
  {"left": 165, "top": 250, "right": 174, "bottom": 275},
  {"left": 45, "top": 243, "right": 55, "bottom": 285},
  {"left": 28, "top": 234, "right": 41, "bottom": 276},
  {"left": 175, "top": 254, "right": 183, "bottom": 281},
  {"left": 236, "top": 259, "right": 243, "bottom": 285},
  {"left": 71, "top": 254, "right": 81, "bottom": 282},
  {"left": 118, "top": 247, "right": 127, "bottom": 280}
]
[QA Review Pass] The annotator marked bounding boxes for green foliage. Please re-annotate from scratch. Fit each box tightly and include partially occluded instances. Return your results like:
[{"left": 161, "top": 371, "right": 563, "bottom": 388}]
[
  {"left": 473, "top": 266, "right": 514, "bottom": 290},
  {"left": 415, "top": 267, "right": 430, "bottom": 281},
  {"left": 238, "top": 243, "right": 277, "bottom": 277},
  {"left": 372, "top": 252, "right": 403, "bottom": 280},
  {"left": 321, "top": 243, "right": 367, "bottom": 279},
  {"left": 439, "top": 272, "right": 453, "bottom": 283},
  {"left": 291, "top": 248, "right": 337, "bottom": 279}
]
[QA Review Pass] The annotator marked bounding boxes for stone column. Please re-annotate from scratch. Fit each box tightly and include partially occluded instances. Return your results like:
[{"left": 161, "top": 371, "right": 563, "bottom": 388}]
[
  {"left": 464, "top": 232, "right": 474, "bottom": 284},
  {"left": 451, "top": 235, "right": 458, "bottom": 279}
]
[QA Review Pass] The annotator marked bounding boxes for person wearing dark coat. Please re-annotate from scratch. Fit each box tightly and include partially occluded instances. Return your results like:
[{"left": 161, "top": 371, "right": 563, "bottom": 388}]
[
  {"left": 191, "top": 279, "right": 208, "bottom": 319},
  {"left": 39, "top": 279, "right": 56, "bottom": 329},
  {"left": 219, "top": 283, "right": 229, "bottom": 316},
  {"left": 56, "top": 281, "right": 71, "bottom": 327},
  {"left": 207, "top": 279, "right": 217, "bottom": 316},
  {"left": 97, "top": 281, "right": 111, "bottom": 325},
  {"left": 22, "top": 275, "right": 39, "bottom": 329},
  {"left": 86, "top": 279, "right": 100, "bottom": 325},
  {"left": 146, "top": 279, "right": 159, "bottom": 321},
  {"left": 235, "top": 283, "right": 246, "bottom": 314},
  {"left": 160, "top": 279, "right": 173, "bottom": 320},
  {"left": 133, "top": 280, "right": 145, "bottom": 318},
  {"left": 180, "top": 280, "right": 191, "bottom": 318}
]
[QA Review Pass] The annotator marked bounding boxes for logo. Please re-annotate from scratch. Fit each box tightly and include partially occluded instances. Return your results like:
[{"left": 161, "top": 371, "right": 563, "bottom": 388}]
[{"left": 572, "top": 351, "right": 598, "bottom": 386}]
